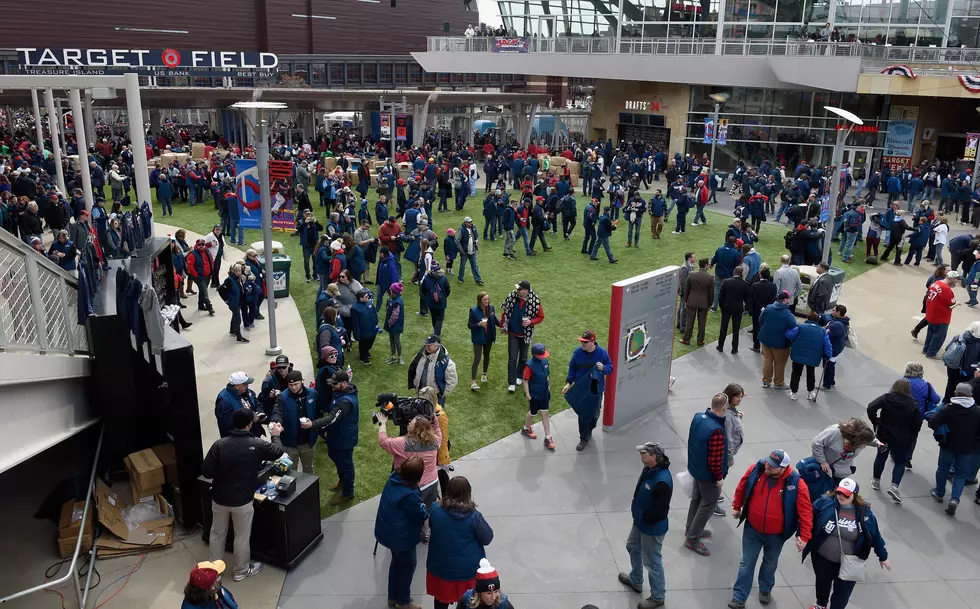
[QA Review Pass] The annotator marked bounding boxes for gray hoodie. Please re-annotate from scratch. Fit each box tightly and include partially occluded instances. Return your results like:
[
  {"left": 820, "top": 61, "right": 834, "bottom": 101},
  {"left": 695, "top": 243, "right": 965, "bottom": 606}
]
[
  {"left": 811, "top": 423, "right": 869, "bottom": 479},
  {"left": 724, "top": 407, "right": 744, "bottom": 464}
]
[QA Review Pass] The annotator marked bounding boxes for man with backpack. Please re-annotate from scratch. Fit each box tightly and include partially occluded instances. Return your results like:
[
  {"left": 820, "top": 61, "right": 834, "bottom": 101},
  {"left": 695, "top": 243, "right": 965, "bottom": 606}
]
[
  {"left": 728, "top": 449, "right": 812, "bottom": 609},
  {"left": 838, "top": 204, "right": 863, "bottom": 263}
]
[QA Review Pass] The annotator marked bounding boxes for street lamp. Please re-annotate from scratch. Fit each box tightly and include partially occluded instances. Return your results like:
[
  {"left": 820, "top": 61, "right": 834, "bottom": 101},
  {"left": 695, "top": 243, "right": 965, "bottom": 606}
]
[
  {"left": 708, "top": 93, "right": 729, "bottom": 182},
  {"left": 230, "top": 101, "right": 288, "bottom": 356},
  {"left": 822, "top": 106, "right": 864, "bottom": 265}
]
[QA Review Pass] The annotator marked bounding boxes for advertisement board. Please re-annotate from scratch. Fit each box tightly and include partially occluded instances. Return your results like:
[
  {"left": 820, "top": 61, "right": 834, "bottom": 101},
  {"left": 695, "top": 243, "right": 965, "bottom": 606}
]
[
  {"left": 882, "top": 105, "right": 918, "bottom": 167},
  {"left": 603, "top": 266, "right": 679, "bottom": 430},
  {"left": 17, "top": 47, "right": 277, "bottom": 77},
  {"left": 269, "top": 160, "right": 295, "bottom": 231},
  {"left": 965, "top": 133, "right": 979, "bottom": 160},
  {"left": 491, "top": 37, "right": 529, "bottom": 53},
  {"left": 703, "top": 117, "right": 714, "bottom": 144},
  {"left": 234, "top": 159, "right": 295, "bottom": 231},
  {"left": 718, "top": 119, "right": 729, "bottom": 146}
]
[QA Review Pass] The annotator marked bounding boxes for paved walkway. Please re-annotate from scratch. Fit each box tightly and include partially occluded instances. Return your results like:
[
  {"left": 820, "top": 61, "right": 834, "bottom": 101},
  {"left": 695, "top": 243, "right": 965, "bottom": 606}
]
[{"left": 278, "top": 335, "right": 980, "bottom": 609}]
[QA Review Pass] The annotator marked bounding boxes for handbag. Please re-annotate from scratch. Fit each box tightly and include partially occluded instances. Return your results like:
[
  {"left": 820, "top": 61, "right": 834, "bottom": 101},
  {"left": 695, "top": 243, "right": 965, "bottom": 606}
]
[
  {"left": 835, "top": 509, "right": 868, "bottom": 582},
  {"left": 942, "top": 334, "right": 965, "bottom": 369}
]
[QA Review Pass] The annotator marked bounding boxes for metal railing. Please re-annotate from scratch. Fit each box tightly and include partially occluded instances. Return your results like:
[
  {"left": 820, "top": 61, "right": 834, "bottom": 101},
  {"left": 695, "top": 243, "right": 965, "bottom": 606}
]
[
  {"left": 428, "top": 36, "right": 980, "bottom": 64},
  {"left": 0, "top": 229, "right": 91, "bottom": 356}
]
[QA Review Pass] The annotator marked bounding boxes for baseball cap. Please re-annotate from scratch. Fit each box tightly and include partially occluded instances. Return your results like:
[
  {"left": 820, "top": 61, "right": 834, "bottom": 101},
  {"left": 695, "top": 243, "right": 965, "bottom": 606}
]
[
  {"left": 579, "top": 330, "right": 597, "bottom": 343},
  {"left": 327, "top": 370, "right": 350, "bottom": 385},
  {"left": 515, "top": 280, "right": 531, "bottom": 291},
  {"left": 531, "top": 343, "right": 549, "bottom": 358},
  {"left": 947, "top": 271, "right": 961, "bottom": 279},
  {"left": 776, "top": 289, "right": 792, "bottom": 301},
  {"left": 463, "top": 216, "right": 473, "bottom": 223},
  {"left": 275, "top": 355, "right": 290, "bottom": 368},
  {"left": 636, "top": 441, "right": 665, "bottom": 457},
  {"left": 196, "top": 560, "right": 225, "bottom": 574},
  {"left": 229, "top": 371, "right": 254, "bottom": 385},
  {"left": 425, "top": 334, "right": 441, "bottom": 345},
  {"left": 836, "top": 477, "right": 859, "bottom": 497},
  {"left": 189, "top": 566, "right": 219, "bottom": 589},
  {"left": 765, "top": 449, "right": 791, "bottom": 468},
  {"left": 286, "top": 370, "right": 303, "bottom": 383}
]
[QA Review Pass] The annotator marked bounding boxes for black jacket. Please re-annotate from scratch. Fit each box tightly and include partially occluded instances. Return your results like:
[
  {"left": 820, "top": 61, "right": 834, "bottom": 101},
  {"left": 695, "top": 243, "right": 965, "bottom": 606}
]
[
  {"left": 929, "top": 398, "right": 980, "bottom": 454},
  {"left": 201, "top": 430, "right": 284, "bottom": 507},
  {"left": 718, "top": 276, "right": 750, "bottom": 314},
  {"left": 749, "top": 278, "right": 778, "bottom": 315},
  {"left": 866, "top": 392, "right": 920, "bottom": 447}
]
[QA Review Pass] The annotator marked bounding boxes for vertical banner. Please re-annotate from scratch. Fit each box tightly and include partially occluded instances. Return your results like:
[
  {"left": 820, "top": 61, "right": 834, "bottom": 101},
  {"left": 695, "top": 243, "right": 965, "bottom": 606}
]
[
  {"left": 395, "top": 115, "right": 407, "bottom": 141},
  {"left": 603, "top": 266, "right": 679, "bottom": 431},
  {"left": 234, "top": 159, "right": 261, "bottom": 229},
  {"left": 380, "top": 113, "right": 391, "bottom": 138},
  {"left": 703, "top": 117, "right": 714, "bottom": 144},
  {"left": 965, "top": 133, "right": 979, "bottom": 160},
  {"left": 269, "top": 160, "right": 295, "bottom": 231},
  {"left": 882, "top": 105, "right": 918, "bottom": 169},
  {"left": 718, "top": 118, "right": 729, "bottom": 146}
]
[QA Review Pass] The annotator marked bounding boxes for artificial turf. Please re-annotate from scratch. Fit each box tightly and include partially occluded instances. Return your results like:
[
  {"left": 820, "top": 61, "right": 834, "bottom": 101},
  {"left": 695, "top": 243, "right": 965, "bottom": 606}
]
[{"left": 160, "top": 187, "right": 874, "bottom": 516}]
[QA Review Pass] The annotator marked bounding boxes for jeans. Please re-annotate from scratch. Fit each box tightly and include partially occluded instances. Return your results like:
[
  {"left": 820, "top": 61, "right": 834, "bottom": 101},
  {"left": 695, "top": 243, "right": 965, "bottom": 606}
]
[
  {"left": 189, "top": 185, "right": 197, "bottom": 206},
  {"left": 209, "top": 501, "right": 254, "bottom": 575},
  {"left": 627, "top": 219, "right": 642, "bottom": 245},
  {"left": 507, "top": 334, "right": 529, "bottom": 385},
  {"left": 854, "top": 179, "right": 865, "bottom": 198},
  {"left": 935, "top": 447, "right": 973, "bottom": 502},
  {"left": 685, "top": 479, "right": 722, "bottom": 540},
  {"left": 712, "top": 276, "right": 724, "bottom": 311},
  {"left": 196, "top": 277, "right": 212, "bottom": 310},
  {"left": 811, "top": 551, "right": 856, "bottom": 609},
  {"left": 732, "top": 524, "right": 785, "bottom": 603},
  {"left": 775, "top": 202, "right": 789, "bottom": 222},
  {"left": 517, "top": 227, "right": 531, "bottom": 254},
  {"left": 503, "top": 229, "right": 516, "bottom": 257},
  {"left": 387, "top": 548, "right": 417, "bottom": 606},
  {"left": 665, "top": 196, "right": 676, "bottom": 219},
  {"left": 577, "top": 405, "right": 600, "bottom": 441},
  {"left": 840, "top": 232, "right": 858, "bottom": 260},
  {"left": 327, "top": 445, "right": 355, "bottom": 497},
  {"left": 693, "top": 204, "right": 707, "bottom": 224},
  {"left": 582, "top": 225, "right": 597, "bottom": 253},
  {"left": 457, "top": 252, "right": 483, "bottom": 283},
  {"left": 674, "top": 212, "right": 687, "bottom": 233},
  {"left": 302, "top": 245, "right": 315, "bottom": 280},
  {"left": 935, "top": 243, "right": 945, "bottom": 266},
  {"left": 626, "top": 527, "right": 666, "bottom": 602},
  {"left": 873, "top": 444, "right": 909, "bottom": 487},
  {"left": 160, "top": 197, "right": 173, "bottom": 215},
  {"left": 590, "top": 235, "right": 615, "bottom": 261},
  {"left": 228, "top": 219, "right": 242, "bottom": 245},
  {"left": 923, "top": 322, "right": 948, "bottom": 357},
  {"left": 904, "top": 246, "right": 924, "bottom": 265},
  {"left": 483, "top": 216, "right": 495, "bottom": 240}
]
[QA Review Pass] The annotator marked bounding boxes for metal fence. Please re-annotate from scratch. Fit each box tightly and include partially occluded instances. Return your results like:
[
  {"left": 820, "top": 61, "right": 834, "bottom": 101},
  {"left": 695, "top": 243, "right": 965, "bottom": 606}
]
[
  {"left": 0, "top": 229, "right": 90, "bottom": 356},
  {"left": 428, "top": 36, "right": 980, "bottom": 64}
]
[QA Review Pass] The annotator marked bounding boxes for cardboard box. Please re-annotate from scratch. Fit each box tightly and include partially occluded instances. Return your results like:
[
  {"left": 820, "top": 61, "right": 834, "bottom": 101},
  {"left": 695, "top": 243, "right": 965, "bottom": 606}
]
[
  {"left": 150, "top": 443, "right": 179, "bottom": 485},
  {"left": 191, "top": 142, "right": 206, "bottom": 160},
  {"left": 567, "top": 161, "right": 582, "bottom": 176},
  {"left": 550, "top": 156, "right": 567, "bottom": 167},
  {"left": 95, "top": 479, "right": 173, "bottom": 552},
  {"left": 324, "top": 157, "right": 337, "bottom": 172},
  {"left": 58, "top": 533, "right": 93, "bottom": 559},
  {"left": 124, "top": 449, "right": 165, "bottom": 490},
  {"left": 347, "top": 171, "right": 359, "bottom": 187},
  {"left": 58, "top": 500, "right": 94, "bottom": 540}
]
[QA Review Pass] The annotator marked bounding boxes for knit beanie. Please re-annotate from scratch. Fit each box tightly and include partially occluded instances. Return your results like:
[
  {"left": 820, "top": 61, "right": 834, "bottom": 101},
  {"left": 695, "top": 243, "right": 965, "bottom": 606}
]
[{"left": 474, "top": 558, "right": 500, "bottom": 593}]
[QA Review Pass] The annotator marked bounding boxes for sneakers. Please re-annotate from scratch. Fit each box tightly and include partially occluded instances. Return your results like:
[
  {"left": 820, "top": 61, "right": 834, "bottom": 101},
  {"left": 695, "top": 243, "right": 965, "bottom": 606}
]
[
  {"left": 385, "top": 357, "right": 398, "bottom": 365},
  {"left": 698, "top": 529, "right": 713, "bottom": 538},
  {"left": 398, "top": 357, "right": 404, "bottom": 365},
  {"left": 638, "top": 599, "right": 665, "bottom": 609},
  {"left": 790, "top": 392, "right": 798, "bottom": 400},
  {"left": 772, "top": 384, "right": 789, "bottom": 391},
  {"left": 691, "top": 221, "right": 699, "bottom": 226},
  {"left": 930, "top": 489, "right": 944, "bottom": 502},
  {"left": 887, "top": 486, "right": 902, "bottom": 503},
  {"left": 807, "top": 390, "right": 817, "bottom": 401},
  {"left": 544, "top": 437, "right": 555, "bottom": 450},
  {"left": 946, "top": 499, "right": 959, "bottom": 516},
  {"left": 232, "top": 562, "right": 263, "bottom": 582},
  {"left": 481, "top": 374, "right": 488, "bottom": 383},
  {"left": 809, "top": 605, "right": 827, "bottom": 609},
  {"left": 684, "top": 538, "right": 710, "bottom": 556},
  {"left": 618, "top": 572, "right": 642, "bottom": 594},
  {"left": 515, "top": 378, "right": 523, "bottom": 386},
  {"left": 871, "top": 479, "right": 880, "bottom": 491},
  {"left": 759, "top": 591, "right": 771, "bottom": 605},
  {"left": 521, "top": 426, "right": 537, "bottom": 439},
  {"left": 671, "top": 230, "right": 681, "bottom": 234},
  {"left": 762, "top": 381, "right": 772, "bottom": 388},
  {"left": 905, "top": 459, "right": 913, "bottom": 469},
  {"left": 713, "top": 505, "right": 726, "bottom": 516},
  {"left": 508, "top": 384, "right": 516, "bottom": 393},
  {"left": 470, "top": 381, "right": 480, "bottom": 391},
  {"left": 576, "top": 440, "right": 588, "bottom": 451},
  {"left": 727, "top": 601, "right": 746, "bottom": 609}
]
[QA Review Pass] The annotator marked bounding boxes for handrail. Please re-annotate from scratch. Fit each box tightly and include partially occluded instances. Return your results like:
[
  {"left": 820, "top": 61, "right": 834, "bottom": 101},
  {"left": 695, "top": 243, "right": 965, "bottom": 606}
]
[
  {"left": 0, "top": 424, "right": 104, "bottom": 607},
  {"left": 0, "top": 227, "right": 91, "bottom": 356}
]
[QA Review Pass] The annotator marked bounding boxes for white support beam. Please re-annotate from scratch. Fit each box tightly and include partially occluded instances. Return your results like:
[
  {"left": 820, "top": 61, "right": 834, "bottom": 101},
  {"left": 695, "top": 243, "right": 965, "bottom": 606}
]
[
  {"left": 124, "top": 73, "right": 152, "bottom": 218},
  {"left": 68, "top": 89, "right": 94, "bottom": 214},
  {"left": 31, "top": 89, "right": 43, "bottom": 151},
  {"left": 43, "top": 89, "right": 67, "bottom": 196}
]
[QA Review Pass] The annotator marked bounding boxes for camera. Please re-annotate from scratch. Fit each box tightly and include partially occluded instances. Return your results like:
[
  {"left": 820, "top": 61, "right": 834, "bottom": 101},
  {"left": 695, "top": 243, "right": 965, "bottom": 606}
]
[{"left": 372, "top": 392, "right": 435, "bottom": 427}]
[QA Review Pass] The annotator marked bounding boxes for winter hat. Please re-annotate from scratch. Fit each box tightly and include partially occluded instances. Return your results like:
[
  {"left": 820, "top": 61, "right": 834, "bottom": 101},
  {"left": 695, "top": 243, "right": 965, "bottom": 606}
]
[
  {"left": 474, "top": 558, "right": 500, "bottom": 593},
  {"left": 320, "top": 345, "right": 338, "bottom": 359},
  {"left": 330, "top": 241, "right": 343, "bottom": 252},
  {"left": 390, "top": 282, "right": 404, "bottom": 295},
  {"left": 430, "top": 260, "right": 441, "bottom": 272},
  {"left": 446, "top": 228, "right": 456, "bottom": 236}
]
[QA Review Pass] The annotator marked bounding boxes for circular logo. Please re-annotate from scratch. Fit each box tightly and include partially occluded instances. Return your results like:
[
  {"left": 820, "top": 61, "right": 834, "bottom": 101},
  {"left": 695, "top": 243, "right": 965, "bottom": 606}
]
[{"left": 161, "top": 49, "right": 182, "bottom": 68}]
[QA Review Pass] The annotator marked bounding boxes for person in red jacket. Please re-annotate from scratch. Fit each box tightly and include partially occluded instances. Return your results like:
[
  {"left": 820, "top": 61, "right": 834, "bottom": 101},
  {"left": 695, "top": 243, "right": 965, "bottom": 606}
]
[
  {"left": 729, "top": 449, "right": 812, "bottom": 609},
  {"left": 923, "top": 271, "right": 960, "bottom": 357},
  {"left": 186, "top": 239, "right": 216, "bottom": 315}
]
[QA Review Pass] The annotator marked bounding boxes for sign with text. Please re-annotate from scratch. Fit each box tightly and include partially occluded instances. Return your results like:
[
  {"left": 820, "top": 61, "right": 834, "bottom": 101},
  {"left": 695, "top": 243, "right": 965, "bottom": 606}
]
[
  {"left": 491, "top": 37, "right": 528, "bottom": 53},
  {"left": 882, "top": 105, "right": 918, "bottom": 165},
  {"left": 965, "top": 132, "right": 979, "bottom": 160},
  {"left": 718, "top": 118, "right": 729, "bottom": 146},
  {"left": 16, "top": 47, "right": 278, "bottom": 77},
  {"left": 269, "top": 160, "right": 295, "bottom": 231},
  {"left": 624, "top": 97, "right": 668, "bottom": 112}
]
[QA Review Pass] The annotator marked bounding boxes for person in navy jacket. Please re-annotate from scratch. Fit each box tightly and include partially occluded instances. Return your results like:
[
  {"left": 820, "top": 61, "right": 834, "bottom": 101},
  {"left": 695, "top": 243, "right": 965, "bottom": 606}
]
[
  {"left": 785, "top": 312, "right": 833, "bottom": 401},
  {"left": 561, "top": 329, "right": 614, "bottom": 450},
  {"left": 468, "top": 292, "right": 498, "bottom": 391},
  {"left": 271, "top": 370, "right": 324, "bottom": 473},
  {"left": 374, "top": 455, "right": 428, "bottom": 609},
  {"left": 350, "top": 289, "right": 379, "bottom": 364},
  {"left": 822, "top": 305, "right": 849, "bottom": 390},
  {"left": 425, "top": 477, "right": 494, "bottom": 609},
  {"left": 215, "top": 371, "right": 264, "bottom": 439},
  {"left": 617, "top": 442, "right": 673, "bottom": 607},
  {"left": 684, "top": 393, "right": 730, "bottom": 556},
  {"left": 802, "top": 478, "right": 890, "bottom": 609},
  {"left": 222, "top": 264, "right": 249, "bottom": 344},
  {"left": 710, "top": 237, "right": 741, "bottom": 312}
]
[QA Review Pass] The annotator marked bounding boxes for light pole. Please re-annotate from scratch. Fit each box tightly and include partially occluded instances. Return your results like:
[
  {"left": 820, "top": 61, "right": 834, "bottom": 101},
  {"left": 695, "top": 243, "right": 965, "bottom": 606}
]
[
  {"left": 708, "top": 93, "right": 729, "bottom": 182},
  {"left": 822, "top": 106, "right": 864, "bottom": 265},
  {"left": 231, "top": 101, "right": 288, "bottom": 356},
  {"left": 972, "top": 107, "right": 980, "bottom": 190}
]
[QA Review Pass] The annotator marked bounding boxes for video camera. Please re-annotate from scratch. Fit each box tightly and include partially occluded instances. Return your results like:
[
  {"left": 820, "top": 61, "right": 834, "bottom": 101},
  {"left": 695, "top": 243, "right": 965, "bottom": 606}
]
[{"left": 372, "top": 392, "right": 435, "bottom": 427}]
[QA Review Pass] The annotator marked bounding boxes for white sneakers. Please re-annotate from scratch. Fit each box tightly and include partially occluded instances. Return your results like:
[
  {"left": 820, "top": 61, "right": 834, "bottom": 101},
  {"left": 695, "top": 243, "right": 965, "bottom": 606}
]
[
  {"left": 807, "top": 391, "right": 817, "bottom": 401},
  {"left": 471, "top": 381, "right": 480, "bottom": 391},
  {"left": 508, "top": 384, "right": 516, "bottom": 392},
  {"left": 233, "top": 562, "right": 263, "bottom": 582},
  {"left": 789, "top": 392, "right": 798, "bottom": 400},
  {"left": 515, "top": 379, "right": 523, "bottom": 386}
]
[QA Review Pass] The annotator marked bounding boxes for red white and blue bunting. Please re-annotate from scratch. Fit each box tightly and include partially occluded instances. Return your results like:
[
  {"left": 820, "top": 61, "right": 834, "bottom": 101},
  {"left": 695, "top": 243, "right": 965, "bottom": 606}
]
[
  {"left": 958, "top": 75, "right": 980, "bottom": 93},
  {"left": 880, "top": 64, "right": 917, "bottom": 78}
]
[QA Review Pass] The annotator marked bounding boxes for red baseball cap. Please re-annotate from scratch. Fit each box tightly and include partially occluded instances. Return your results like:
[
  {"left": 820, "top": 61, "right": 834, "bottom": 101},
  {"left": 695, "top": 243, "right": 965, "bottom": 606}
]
[
  {"left": 579, "top": 330, "right": 597, "bottom": 343},
  {"left": 189, "top": 567, "right": 219, "bottom": 589}
]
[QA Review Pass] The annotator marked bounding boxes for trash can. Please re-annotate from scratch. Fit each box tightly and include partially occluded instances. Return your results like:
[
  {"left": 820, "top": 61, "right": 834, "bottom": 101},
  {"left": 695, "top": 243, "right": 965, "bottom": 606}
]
[
  {"left": 716, "top": 171, "right": 730, "bottom": 190},
  {"left": 258, "top": 254, "right": 291, "bottom": 298}
]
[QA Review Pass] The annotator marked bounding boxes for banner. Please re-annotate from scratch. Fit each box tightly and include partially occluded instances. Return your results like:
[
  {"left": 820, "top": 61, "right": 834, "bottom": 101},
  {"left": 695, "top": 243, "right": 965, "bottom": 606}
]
[
  {"left": 883, "top": 105, "right": 918, "bottom": 166},
  {"left": 603, "top": 266, "right": 679, "bottom": 430},
  {"left": 395, "top": 115, "right": 407, "bottom": 141},
  {"left": 718, "top": 118, "right": 729, "bottom": 146},
  {"left": 233, "top": 159, "right": 295, "bottom": 231},
  {"left": 380, "top": 113, "right": 391, "bottom": 138},
  {"left": 965, "top": 133, "right": 979, "bottom": 160},
  {"left": 17, "top": 48, "right": 277, "bottom": 77},
  {"left": 491, "top": 37, "right": 529, "bottom": 53},
  {"left": 703, "top": 117, "right": 714, "bottom": 144}
]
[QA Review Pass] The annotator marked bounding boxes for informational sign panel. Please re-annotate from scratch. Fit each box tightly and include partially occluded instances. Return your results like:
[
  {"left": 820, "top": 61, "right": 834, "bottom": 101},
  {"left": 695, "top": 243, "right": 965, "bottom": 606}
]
[
  {"left": 882, "top": 105, "right": 918, "bottom": 169},
  {"left": 234, "top": 159, "right": 295, "bottom": 231},
  {"left": 269, "top": 160, "right": 295, "bottom": 232},
  {"left": 603, "top": 266, "right": 679, "bottom": 431},
  {"left": 16, "top": 47, "right": 277, "bottom": 77},
  {"left": 395, "top": 115, "right": 408, "bottom": 141},
  {"left": 491, "top": 37, "right": 529, "bottom": 53},
  {"left": 965, "top": 133, "right": 979, "bottom": 160}
]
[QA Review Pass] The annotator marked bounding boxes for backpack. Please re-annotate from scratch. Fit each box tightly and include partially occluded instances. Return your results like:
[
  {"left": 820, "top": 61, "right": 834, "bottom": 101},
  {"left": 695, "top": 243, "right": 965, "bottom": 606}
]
[
  {"left": 217, "top": 277, "right": 231, "bottom": 302},
  {"left": 942, "top": 334, "right": 965, "bottom": 369},
  {"left": 429, "top": 276, "right": 444, "bottom": 303},
  {"left": 783, "top": 230, "right": 796, "bottom": 250},
  {"left": 845, "top": 212, "right": 861, "bottom": 230}
]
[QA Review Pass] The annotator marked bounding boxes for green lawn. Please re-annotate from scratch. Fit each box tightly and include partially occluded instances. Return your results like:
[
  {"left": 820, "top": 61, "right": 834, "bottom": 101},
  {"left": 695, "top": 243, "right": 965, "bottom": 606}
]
[{"left": 161, "top": 189, "right": 875, "bottom": 516}]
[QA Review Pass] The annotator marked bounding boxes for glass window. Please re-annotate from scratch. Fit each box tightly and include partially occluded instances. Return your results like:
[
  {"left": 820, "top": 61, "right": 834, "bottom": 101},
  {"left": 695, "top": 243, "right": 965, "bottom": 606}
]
[
  {"left": 409, "top": 63, "right": 422, "bottom": 83},
  {"left": 312, "top": 63, "right": 326, "bottom": 86},
  {"left": 916, "top": 27, "right": 944, "bottom": 45},
  {"left": 362, "top": 62, "right": 378, "bottom": 85},
  {"left": 346, "top": 63, "right": 361, "bottom": 85},
  {"left": 329, "top": 63, "right": 344, "bottom": 85},
  {"left": 838, "top": 0, "right": 863, "bottom": 23},
  {"left": 950, "top": 17, "right": 980, "bottom": 47},
  {"left": 394, "top": 63, "right": 408, "bottom": 84},
  {"left": 952, "top": 0, "right": 980, "bottom": 15},
  {"left": 379, "top": 63, "right": 392, "bottom": 85},
  {"left": 293, "top": 62, "right": 309, "bottom": 84},
  {"left": 277, "top": 62, "right": 292, "bottom": 79}
]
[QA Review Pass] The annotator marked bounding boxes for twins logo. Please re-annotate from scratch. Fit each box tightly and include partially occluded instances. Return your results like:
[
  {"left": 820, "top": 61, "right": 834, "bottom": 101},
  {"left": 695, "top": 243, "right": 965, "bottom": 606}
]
[{"left": 235, "top": 163, "right": 262, "bottom": 215}]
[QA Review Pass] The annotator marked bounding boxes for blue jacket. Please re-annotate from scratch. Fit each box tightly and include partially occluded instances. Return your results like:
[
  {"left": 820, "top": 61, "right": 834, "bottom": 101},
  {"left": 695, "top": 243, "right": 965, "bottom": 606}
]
[
  {"left": 909, "top": 222, "right": 931, "bottom": 249},
  {"left": 376, "top": 253, "right": 399, "bottom": 294},
  {"left": 908, "top": 177, "right": 924, "bottom": 195},
  {"left": 741, "top": 251, "right": 761, "bottom": 282},
  {"left": 313, "top": 244, "right": 331, "bottom": 276},
  {"left": 887, "top": 175, "right": 902, "bottom": 194},
  {"left": 468, "top": 304, "right": 498, "bottom": 345},
  {"left": 420, "top": 272, "right": 450, "bottom": 310},
  {"left": 215, "top": 385, "right": 262, "bottom": 438},
  {"left": 443, "top": 235, "right": 459, "bottom": 261},
  {"left": 786, "top": 321, "right": 833, "bottom": 367},
  {"left": 347, "top": 244, "right": 366, "bottom": 278},
  {"left": 502, "top": 206, "right": 516, "bottom": 230},
  {"left": 649, "top": 195, "right": 665, "bottom": 217},
  {"left": 525, "top": 356, "right": 550, "bottom": 400},
  {"left": 631, "top": 462, "right": 672, "bottom": 536},
  {"left": 711, "top": 243, "right": 740, "bottom": 279},
  {"left": 276, "top": 387, "right": 321, "bottom": 448},
  {"left": 384, "top": 294, "right": 405, "bottom": 333},
  {"left": 826, "top": 316, "right": 848, "bottom": 357},
  {"left": 758, "top": 302, "right": 797, "bottom": 349},
  {"left": 565, "top": 345, "right": 614, "bottom": 394},
  {"left": 803, "top": 496, "right": 888, "bottom": 563},
  {"left": 906, "top": 376, "right": 940, "bottom": 418},
  {"left": 426, "top": 504, "right": 493, "bottom": 582},
  {"left": 460, "top": 591, "right": 512, "bottom": 609},
  {"left": 325, "top": 386, "right": 359, "bottom": 450},
  {"left": 795, "top": 456, "right": 834, "bottom": 502},
  {"left": 687, "top": 409, "right": 728, "bottom": 481},
  {"left": 374, "top": 472, "right": 428, "bottom": 552},
  {"left": 350, "top": 300, "right": 379, "bottom": 340},
  {"left": 841, "top": 209, "right": 862, "bottom": 233}
]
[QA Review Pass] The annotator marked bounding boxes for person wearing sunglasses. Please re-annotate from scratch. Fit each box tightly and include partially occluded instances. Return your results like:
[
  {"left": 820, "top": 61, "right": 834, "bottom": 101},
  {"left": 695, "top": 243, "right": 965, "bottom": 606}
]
[
  {"left": 801, "top": 478, "right": 891, "bottom": 609},
  {"left": 258, "top": 354, "right": 293, "bottom": 414}
]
